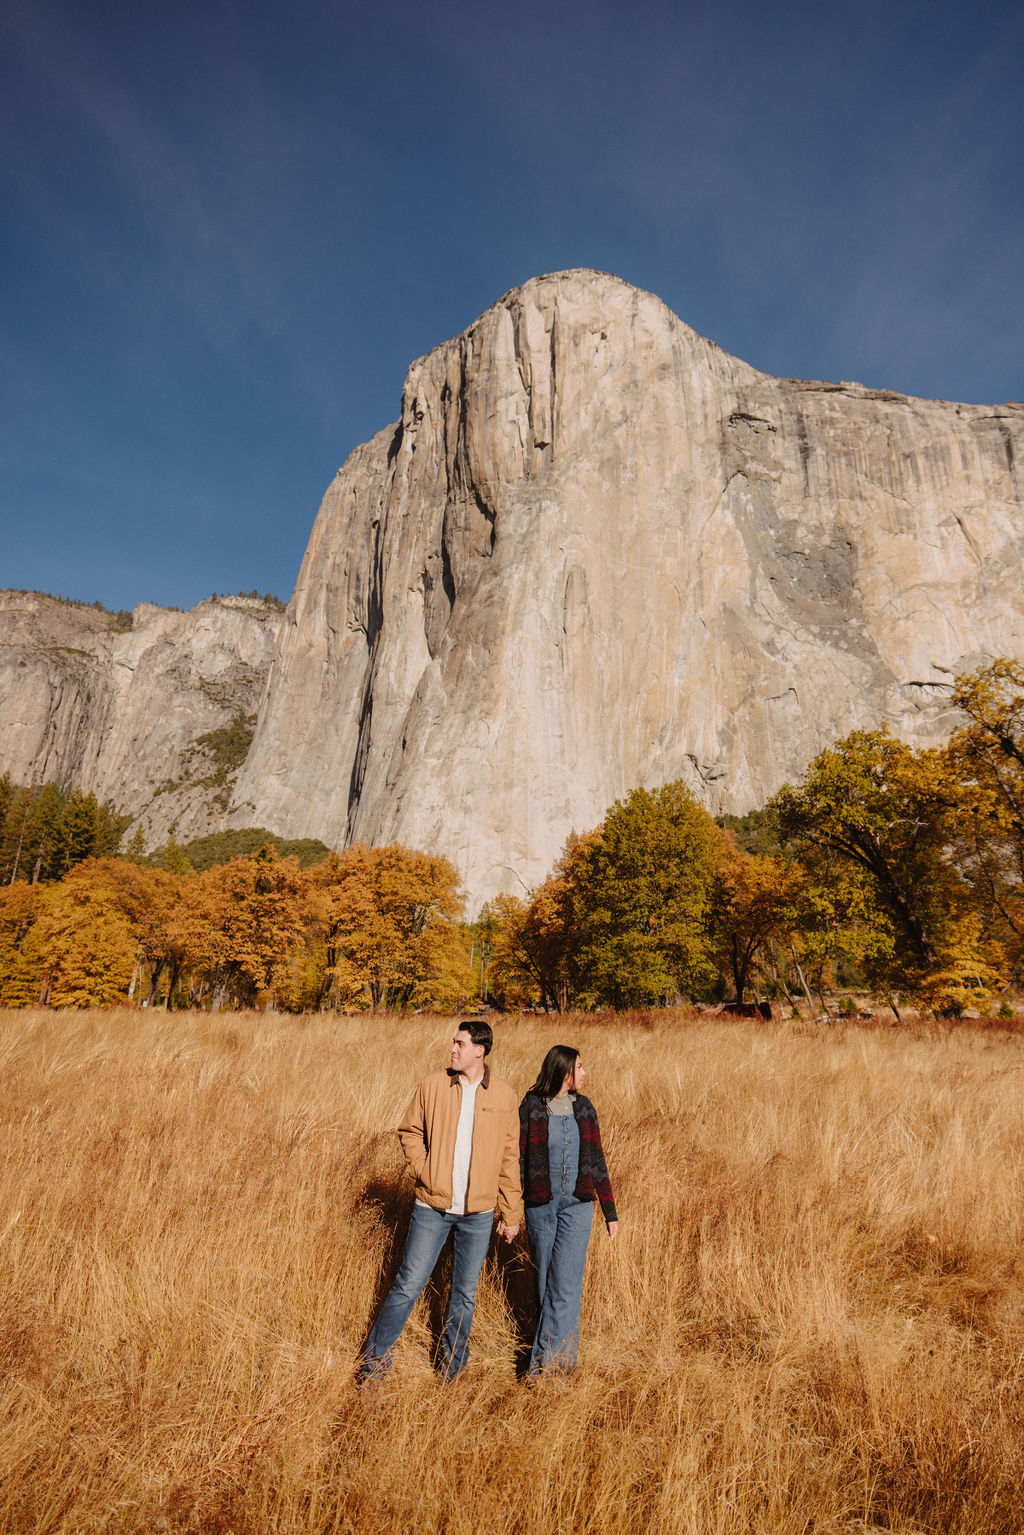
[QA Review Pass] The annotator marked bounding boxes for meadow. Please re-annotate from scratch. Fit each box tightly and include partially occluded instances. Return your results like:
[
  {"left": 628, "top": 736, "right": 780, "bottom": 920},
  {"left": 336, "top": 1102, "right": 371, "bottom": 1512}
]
[{"left": 1, "top": 1005, "right": 1022, "bottom": 1534}]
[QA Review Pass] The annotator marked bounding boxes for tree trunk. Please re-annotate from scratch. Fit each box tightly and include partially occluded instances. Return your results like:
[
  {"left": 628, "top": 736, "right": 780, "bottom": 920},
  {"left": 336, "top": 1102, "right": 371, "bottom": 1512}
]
[
  {"left": 146, "top": 960, "right": 165, "bottom": 1007},
  {"left": 788, "top": 946, "right": 818, "bottom": 1018}
]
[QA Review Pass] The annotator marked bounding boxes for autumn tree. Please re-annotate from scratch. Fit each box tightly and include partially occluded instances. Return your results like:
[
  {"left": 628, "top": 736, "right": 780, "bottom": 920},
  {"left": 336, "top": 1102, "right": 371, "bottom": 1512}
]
[
  {"left": 710, "top": 836, "right": 805, "bottom": 1004},
  {"left": 101, "top": 860, "right": 200, "bottom": 1006},
  {"left": 571, "top": 782, "right": 722, "bottom": 1007},
  {"left": 0, "top": 882, "right": 43, "bottom": 1005},
  {"left": 772, "top": 728, "right": 963, "bottom": 981},
  {"left": 485, "top": 832, "right": 596, "bottom": 1011},
  {"left": 787, "top": 852, "right": 897, "bottom": 1015},
  {"left": 31, "top": 862, "right": 137, "bottom": 1007},
  {"left": 943, "top": 658, "right": 1024, "bottom": 974},
  {"left": 309, "top": 844, "right": 470, "bottom": 1011},
  {"left": 193, "top": 847, "right": 311, "bottom": 1008}
]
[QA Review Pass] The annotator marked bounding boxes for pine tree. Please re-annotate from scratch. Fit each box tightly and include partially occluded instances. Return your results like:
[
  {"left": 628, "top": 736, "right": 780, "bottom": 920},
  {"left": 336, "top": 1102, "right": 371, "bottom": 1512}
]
[
  {"left": 55, "top": 789, "right": 98, "bottom": 877},
  {"left": 26, "top": 783, "right": 63, "bottom": 883},
  {"left": 0, "top": 787, "right": 35, "bottom": 884}
]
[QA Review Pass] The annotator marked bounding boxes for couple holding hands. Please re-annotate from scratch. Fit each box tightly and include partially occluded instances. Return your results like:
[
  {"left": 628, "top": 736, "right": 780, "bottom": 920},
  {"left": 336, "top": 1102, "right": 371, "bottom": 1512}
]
[{"left": 358, "top": 1019, "right": 617, "bottom": 1384}]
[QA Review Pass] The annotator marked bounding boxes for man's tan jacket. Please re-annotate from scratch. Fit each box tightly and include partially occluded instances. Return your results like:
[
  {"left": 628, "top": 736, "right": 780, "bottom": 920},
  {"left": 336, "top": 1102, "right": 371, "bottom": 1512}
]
[{"left": 397, "top": 1066, "right": 524, "bottom": 1225}]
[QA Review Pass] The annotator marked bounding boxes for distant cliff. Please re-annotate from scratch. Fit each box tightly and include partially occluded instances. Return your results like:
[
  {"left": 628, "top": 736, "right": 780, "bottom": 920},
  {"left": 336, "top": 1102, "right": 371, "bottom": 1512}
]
[
  {"left": 0, "top": 591, "right": 282, "bottom": 846},
  {"left": 231, "top": 270, "right": 1024, "bottom": 904},
  {"left": 3, "top": 270, "right": 1023, "bottom": 905}
]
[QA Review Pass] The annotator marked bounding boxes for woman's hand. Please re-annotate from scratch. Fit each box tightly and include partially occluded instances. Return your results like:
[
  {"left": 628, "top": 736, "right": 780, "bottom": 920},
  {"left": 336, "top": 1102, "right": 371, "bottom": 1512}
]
[{"left": 606, "top": 1220, "right": 619, "bottom": 1240}]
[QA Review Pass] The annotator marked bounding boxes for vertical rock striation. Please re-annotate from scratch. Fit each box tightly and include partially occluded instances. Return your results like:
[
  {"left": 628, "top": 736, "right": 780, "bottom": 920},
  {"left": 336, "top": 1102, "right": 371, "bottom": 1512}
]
[
  {"left": 231, "top": 269, "right": 1024, "bottom": 906},
  {"left": 0, "top": 592, "right": 282, "bottom": 844}
]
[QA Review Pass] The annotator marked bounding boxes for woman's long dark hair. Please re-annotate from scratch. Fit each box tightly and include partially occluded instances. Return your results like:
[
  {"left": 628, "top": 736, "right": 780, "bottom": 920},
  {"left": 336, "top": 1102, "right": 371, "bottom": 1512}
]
[{"left": 529, "top": 1045, "right": 580, "bottom": 1101}]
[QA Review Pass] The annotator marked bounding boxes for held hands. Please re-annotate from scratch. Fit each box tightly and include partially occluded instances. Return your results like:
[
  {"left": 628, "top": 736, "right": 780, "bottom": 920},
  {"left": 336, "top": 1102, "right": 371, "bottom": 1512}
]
[{"left": 496, "top": 1220, "right": 520, "bottom": 1242}]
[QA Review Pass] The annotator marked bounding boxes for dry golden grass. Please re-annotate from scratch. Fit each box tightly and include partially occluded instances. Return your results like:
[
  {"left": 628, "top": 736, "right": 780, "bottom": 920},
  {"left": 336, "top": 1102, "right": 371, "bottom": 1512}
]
[{"left": 1, "top": 1006, "right": 1023, "bottom": 1533}]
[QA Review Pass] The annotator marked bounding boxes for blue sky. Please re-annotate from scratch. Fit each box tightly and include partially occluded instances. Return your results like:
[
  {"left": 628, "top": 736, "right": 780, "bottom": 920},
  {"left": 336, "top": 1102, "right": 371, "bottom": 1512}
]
[{"left": 2, "top": 0, "right": 1022, "bottom": 612}]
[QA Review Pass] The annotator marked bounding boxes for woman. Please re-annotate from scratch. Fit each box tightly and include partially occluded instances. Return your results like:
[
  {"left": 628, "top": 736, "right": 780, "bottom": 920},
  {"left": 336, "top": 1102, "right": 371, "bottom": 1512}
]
[{"left": 519, "top": 1045, "right": 618, "bottom": 1375}]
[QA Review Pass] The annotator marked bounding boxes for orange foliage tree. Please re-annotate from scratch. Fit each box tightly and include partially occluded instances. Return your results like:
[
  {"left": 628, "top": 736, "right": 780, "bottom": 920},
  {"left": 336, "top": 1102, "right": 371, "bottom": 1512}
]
[
  {"left": 308, "top": 844, "right": 471, "bottom": 1011},
  {"left": 0, "top": 882, "right": 43, "bottom": 1005},
  {"left": 30, "top": 862, "right": 137, "bottom": 1007}
]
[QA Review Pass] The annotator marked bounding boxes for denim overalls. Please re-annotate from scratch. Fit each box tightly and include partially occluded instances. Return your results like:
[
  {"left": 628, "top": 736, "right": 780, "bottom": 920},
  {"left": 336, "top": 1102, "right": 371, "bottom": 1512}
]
[{"left": 524, "top": 1098, "right": 594, "bottom": 1373}]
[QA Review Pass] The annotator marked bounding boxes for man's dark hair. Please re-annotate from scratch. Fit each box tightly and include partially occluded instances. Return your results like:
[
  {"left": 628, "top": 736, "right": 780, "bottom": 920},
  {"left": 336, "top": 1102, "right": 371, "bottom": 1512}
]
[{"left": 458, "top": 1018, "right": 492, "bottom": 1056}]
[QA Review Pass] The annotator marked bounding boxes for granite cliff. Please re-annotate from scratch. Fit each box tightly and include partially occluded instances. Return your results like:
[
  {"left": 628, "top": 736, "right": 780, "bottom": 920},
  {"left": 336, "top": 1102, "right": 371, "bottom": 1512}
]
[
  {"left": 3, "top": 271, "right": 1023, "bottom": 904},
  {"left": 231, "top": 270, "right": 1024, "bottom": 905},
  {"left": 0, "top": 591, "right": 282, "bottom": 846}
]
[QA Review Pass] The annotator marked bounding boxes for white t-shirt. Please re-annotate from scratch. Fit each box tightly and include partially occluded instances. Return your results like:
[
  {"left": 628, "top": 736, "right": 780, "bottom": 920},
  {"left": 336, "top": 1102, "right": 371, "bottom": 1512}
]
[{"left": 445, "top": 1078, "right": 478, "bottom": 1215}]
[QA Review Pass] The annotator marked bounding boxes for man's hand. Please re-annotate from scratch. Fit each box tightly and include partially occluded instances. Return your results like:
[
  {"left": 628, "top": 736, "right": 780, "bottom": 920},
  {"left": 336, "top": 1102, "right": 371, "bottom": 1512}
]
[{"left": 496, "top": 1220, "right": 520, "bottom": 1242}]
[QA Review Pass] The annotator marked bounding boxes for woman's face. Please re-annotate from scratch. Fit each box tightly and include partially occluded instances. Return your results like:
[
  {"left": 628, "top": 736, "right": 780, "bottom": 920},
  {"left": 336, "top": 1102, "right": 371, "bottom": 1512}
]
[{"left": 569, "top": 1057, "right": 585, "bottom": 1092}]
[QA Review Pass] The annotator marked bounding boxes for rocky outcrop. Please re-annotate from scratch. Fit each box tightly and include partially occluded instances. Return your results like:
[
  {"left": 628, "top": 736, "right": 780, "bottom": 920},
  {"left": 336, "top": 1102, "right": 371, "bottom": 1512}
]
[
  {"left": 4, "top": 271, "right": 1023, "bottom": 905},
  {"left": 232, "top": 270, "right": 1024, "bottom": 906},
  {"left": 0, "top": 591, "right": 282, "bottom": 844}
]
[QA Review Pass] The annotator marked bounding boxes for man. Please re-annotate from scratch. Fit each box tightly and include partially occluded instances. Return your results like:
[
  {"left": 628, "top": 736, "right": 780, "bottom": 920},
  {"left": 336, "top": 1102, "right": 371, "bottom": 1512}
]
[{"left": 359, "top": 1018, "right": 523, "bottom": 1382}]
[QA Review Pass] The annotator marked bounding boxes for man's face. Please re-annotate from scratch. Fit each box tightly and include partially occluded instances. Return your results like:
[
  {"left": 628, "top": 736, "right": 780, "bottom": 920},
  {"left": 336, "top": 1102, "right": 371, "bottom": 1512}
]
[{"left": 450, "top": 1029, "right": 484, "bottom": 1075}]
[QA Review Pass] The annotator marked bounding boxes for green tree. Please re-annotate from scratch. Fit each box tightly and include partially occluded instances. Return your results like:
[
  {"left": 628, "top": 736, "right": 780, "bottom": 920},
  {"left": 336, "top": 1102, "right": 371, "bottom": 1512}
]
[
  {"left": 944, "top": 659, "right": 1024, "bottom": 973},
  {"left": 772, "top": 728, "right": 958, "bottom": 978},
  {"left": 0, "top": 787, "right": 35, "bottom": 884},
  {"left": 787, "top": 851, "right": 896, "bottom": 1015},
  {"left": 25, "top": 784, "right": 63, "bottom": 882},
  {"left": 92, "top": 799, "right": 130, "bottom": 859},
  {"left": 159, "top": 833, "right": 195, "bottom": 876},
  {"left": 571, "top": 782, "right": 722, "bottom": 1007},
  {"left": 0, "top": 774, "right": 13, "bottom": 843},
  {"left": 54, "top": 789, "right": 98, "bottom": 876},
  {"left": 123, "top": 828, "right": 148, "bottom": 863}
]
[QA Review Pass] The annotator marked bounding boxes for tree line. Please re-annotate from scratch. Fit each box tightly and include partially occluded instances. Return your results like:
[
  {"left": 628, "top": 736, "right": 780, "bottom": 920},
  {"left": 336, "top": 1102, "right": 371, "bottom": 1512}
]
[
  {"left": 484, "top": 660, "right": 1024, "bottom": 1018},
  {"left": 0, "top": 843, "right": 470, "bottom": 1011},
  {"left": 0, "top": 779, "right": 130, "bottom": 886},
  {"left": 1, "top": 658, "right": 1022, "bottom": 1016}
]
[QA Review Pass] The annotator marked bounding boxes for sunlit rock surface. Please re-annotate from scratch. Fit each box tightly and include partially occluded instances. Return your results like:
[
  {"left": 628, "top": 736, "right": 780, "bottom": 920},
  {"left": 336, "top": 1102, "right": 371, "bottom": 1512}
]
[
  {"left": 230, "top": 269, "right": 1024, "bottom": 906},
  {"left": 0, "top": 591, "right": 282, "bottom": 845}
]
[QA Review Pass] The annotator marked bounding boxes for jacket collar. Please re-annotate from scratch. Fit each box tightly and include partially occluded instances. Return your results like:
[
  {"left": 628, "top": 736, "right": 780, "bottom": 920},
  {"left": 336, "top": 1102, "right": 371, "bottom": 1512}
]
[{"left": 447, "top": 1065, "right": 491, "bottom": 1089}]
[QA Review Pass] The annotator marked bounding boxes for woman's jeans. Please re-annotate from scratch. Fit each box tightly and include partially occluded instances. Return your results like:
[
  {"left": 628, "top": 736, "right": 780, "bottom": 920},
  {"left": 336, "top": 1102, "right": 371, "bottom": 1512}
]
[
  {"left": 525, "top": 1195, "right": 594, "bottom": 1373},
  {"left": 361, "top": 1203, "right": 493, "bottom": 1380}
]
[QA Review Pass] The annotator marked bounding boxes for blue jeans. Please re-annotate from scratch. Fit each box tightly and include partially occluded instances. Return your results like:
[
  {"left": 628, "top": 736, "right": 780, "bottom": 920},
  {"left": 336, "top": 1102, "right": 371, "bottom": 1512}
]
[
  {"left": 361, "top": 1203, "right": 494, "bottom": 1380},
  {"left": 525, "top": 1195, "right": 594, "bottom": 1374}
]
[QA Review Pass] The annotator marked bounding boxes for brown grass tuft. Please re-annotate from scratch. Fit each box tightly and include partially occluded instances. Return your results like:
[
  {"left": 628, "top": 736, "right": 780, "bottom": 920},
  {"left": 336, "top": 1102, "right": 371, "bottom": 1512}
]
[{"left": 1, "top": 1007, "right": 1023, "bottom": 1532}]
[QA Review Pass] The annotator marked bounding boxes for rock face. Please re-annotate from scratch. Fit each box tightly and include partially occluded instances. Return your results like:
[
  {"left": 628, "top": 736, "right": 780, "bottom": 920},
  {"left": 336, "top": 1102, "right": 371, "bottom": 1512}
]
[
  {"left": 230, "top": 269, "right": 1024, "bottom": 906},
  {"left": 0, "top": 591, "right": 282, "bottom": 844},
  {"left": 3, "top": 271, "right": 1023, "bottom": 904}
]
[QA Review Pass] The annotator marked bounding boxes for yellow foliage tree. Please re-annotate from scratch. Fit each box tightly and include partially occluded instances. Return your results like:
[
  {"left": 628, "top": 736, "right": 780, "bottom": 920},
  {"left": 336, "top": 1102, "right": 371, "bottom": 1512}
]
[
  {"left": 0, "top": 882, "right": 43, "bottom": 1005},
  {"left": 309, "top": 844, "right": 470, "bottom": 1011},
  {"left": 192, "top": 847, "right": 311, "bottom": 1008},
  {"left": 915, "top": 913, "right": 1006, "bottom": 1018},
  {"left": 31, "top": 862, "right": 136, "bottom": 1007},
  {"left": 103, "top": 860, "right": 203, "bottom": 1006},
  {"left": 710, "top": 835, "right": 805, "bottom": 1005},
  {"left": 484, "top": 832, "right": 597, "bottom": 1011},
  {"left": 944, "top": 659, "right": 1024, "bottom": 974}
]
